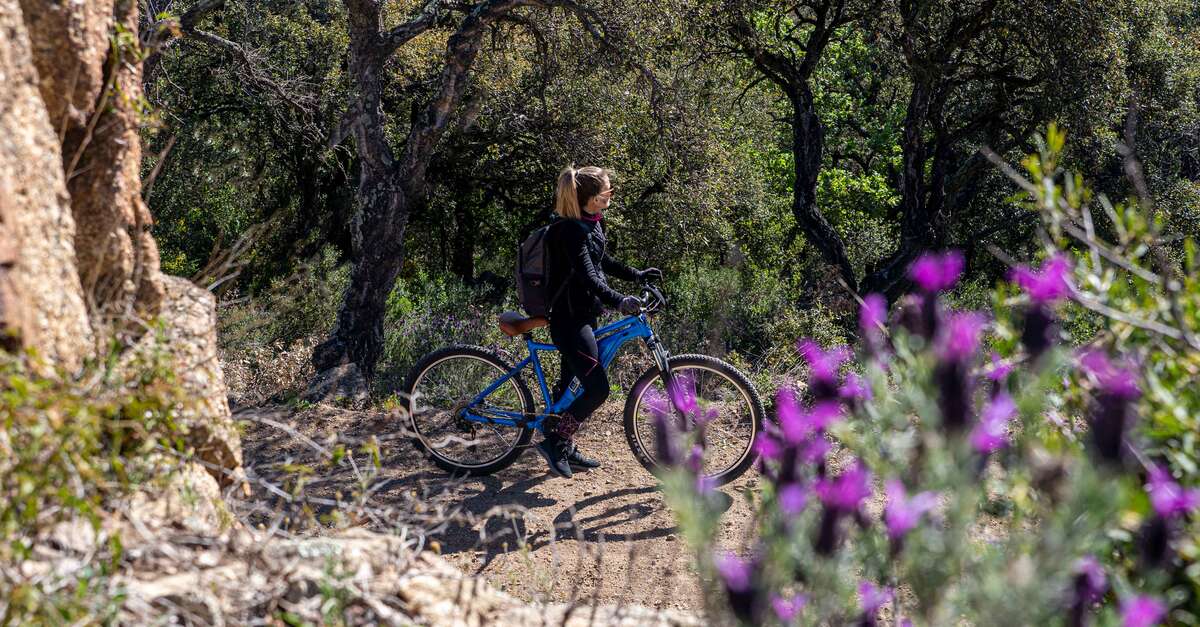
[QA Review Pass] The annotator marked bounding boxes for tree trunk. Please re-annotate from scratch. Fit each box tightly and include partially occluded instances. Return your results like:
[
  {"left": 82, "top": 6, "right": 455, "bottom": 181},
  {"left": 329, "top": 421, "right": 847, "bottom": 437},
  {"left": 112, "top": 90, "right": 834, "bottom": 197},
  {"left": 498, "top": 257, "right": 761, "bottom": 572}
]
[
  {"left": 314, "top": 0, "right": 515, "bottom": 380},
  {"left": 789, "top": 86, "right": 858, "bottom": 291},
  {"left": 451, "top": 201, "right": 476, "bottom": 282},
  {"left": 860, "top": 79, "right": 945, "bottom": 301},
  {"left": 312, "top": 4, "right": 401, "bottom": 378}
]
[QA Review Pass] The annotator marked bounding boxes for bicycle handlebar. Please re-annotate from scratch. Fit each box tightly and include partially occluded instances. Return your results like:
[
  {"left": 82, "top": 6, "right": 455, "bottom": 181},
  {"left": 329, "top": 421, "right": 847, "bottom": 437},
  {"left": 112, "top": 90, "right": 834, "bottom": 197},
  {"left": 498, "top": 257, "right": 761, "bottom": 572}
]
[{"left": 637, "top": 281, "right": 668, "bottom": 314}]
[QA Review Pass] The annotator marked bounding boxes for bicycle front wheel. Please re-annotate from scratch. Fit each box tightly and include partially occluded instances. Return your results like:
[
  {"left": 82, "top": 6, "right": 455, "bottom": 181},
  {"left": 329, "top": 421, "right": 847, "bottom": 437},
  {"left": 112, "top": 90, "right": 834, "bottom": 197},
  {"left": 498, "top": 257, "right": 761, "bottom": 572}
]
[
  {"left": 402, "top": 345, "right": 534, "bottom": 476},
  {"left": 624, "top": 354, "right": 765, "bottom": 487}
]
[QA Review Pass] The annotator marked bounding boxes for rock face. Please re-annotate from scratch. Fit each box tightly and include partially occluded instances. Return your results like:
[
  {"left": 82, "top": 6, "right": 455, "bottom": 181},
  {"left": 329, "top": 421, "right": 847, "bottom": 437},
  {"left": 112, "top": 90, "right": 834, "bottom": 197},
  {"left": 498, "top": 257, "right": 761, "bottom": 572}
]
[
  {"left": 0, "top": 0, "right": 237, "bottom": 482},
  {"left": 0, "top": 0, "right": 94, "bottom": 370},
  {"left": 16, "top": 0, "right": 113, "bottom": 138},
  {"left": 122, "top": 276, "right": 243, "bottom": 483},
  {"left": 20, "top": 0, "right": 164, "bottom": 331}
]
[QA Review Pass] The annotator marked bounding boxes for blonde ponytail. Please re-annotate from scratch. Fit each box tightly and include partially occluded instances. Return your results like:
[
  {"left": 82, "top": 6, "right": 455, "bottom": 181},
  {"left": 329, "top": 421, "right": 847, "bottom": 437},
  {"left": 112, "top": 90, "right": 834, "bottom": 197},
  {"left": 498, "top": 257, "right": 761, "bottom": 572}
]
[
  {"left": 555, "top": 166, "right": 581, "bottom": 219},
  {"left": 554, "top": 165, "right": 609, "bottom": 219}
]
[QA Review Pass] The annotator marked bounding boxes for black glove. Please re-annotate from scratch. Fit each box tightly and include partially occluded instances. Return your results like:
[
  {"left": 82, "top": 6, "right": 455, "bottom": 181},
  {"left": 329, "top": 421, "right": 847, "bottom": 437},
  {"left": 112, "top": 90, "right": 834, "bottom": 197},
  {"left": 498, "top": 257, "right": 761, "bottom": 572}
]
[
  {"left": 618, "top": 295, "right": 642, "bottom": 315},
  {"left": 636, "top": 267, "right": 663, "bottom": 283}
]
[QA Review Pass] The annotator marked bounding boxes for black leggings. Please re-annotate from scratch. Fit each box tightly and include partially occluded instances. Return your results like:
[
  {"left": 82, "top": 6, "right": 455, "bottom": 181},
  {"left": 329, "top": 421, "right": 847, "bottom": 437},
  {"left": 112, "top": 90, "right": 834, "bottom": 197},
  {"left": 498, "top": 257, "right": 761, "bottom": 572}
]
[{"left": 548, "top": 316, "right": 610, "bottom": 438}]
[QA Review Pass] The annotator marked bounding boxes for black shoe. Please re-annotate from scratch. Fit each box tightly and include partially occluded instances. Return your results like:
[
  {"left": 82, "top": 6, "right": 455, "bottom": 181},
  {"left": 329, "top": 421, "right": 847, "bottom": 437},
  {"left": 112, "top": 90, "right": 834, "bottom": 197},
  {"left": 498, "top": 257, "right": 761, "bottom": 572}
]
[
  {"left": 535, "top": 434, "right": 574, "bottom": 478},
  {"left": 565, "top": 442, "right": 601, "bottom": 469}
]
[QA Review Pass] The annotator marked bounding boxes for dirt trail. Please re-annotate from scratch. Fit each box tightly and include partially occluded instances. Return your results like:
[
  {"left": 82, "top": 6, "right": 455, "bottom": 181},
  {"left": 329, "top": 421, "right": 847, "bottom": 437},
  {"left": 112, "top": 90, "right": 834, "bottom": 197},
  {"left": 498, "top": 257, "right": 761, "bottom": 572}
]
[{"left": 238, "top": 401, "right": 761, "bottom": 611}]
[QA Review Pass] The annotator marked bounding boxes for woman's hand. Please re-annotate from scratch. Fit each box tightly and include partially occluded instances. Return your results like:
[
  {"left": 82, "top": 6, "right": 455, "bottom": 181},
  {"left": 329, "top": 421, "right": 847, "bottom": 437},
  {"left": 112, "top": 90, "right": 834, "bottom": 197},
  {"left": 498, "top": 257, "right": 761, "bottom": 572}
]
[
  {"left": 636, "top": 267, "right": 663, "bottom": 284},
  {"left": 618, "top": 296, "right": 642, "bottom": 315}
]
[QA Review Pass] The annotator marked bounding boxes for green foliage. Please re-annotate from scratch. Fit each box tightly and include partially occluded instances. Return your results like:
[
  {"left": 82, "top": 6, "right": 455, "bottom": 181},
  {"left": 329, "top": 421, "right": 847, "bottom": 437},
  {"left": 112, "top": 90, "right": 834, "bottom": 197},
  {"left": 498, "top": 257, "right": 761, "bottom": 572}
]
[
  {"left": 0, "top": 351, "right": 192, "bottom": 623},
  {"left": 991, "top": 126, "right": 1200, "bottom": 608}
]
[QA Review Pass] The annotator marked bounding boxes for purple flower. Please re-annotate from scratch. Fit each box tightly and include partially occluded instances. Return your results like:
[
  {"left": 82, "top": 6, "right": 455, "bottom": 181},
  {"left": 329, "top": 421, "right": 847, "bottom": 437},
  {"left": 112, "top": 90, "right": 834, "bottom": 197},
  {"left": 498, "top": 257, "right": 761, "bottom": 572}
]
[
  {"left": 909, "top": 251, "right": 964, "bottom": 293},
  {"left": 798, "top": 339, "right": 851, "bottom": 400},
  {"left": 1121, "top": 596, "right": 1167, "bottom": 627},
  {"left": 668, "top": 373, "right": 699, "bottom": 417},
  {"left": 797, "top": 339, "right": 852, "bottom": 381},
  {"left": 1079, "top": 350, "right": 1141, "bottom": 399},
  {"left": 986, "top": 352, "right": 1013, "bottom": 382},
  {"left": 1012, "top": 254, "right": 1074, "bottom": 304},
  {"left": 714, "top": 552, "right": 752, "bottom": 592},
  {"left": 715, "top": 552, "right": 760, "bottom": 621},
  {"left": 799, "top": 436, "right": 831, "bottom": 465},
  {"left": 686, "top": 444, "right": 705, "bottom": 475},
  {"left": 884, "top": 480, "right": 938, "bottom": 540},
  {"left": 815, "top": 460, "right": 872, "bottom": 513},
  {"left": 1079, "top": 350, "right": 1140, "bottom": 465},
  {"left": 971, "top": 392, "right": 1016, "bottom": 454},
  {"left": 839, "top": 372, "right": 871, "bottom": 404},
  {"left": 753, "top": 433, "right": 783, "bottom": 461},
  {"left": 779, "top": 483, "right": 809, "bottom": 516},
  {"left": 1074, "top": 556, "right": 1107, "bottom": 604},
  {"left": 860, "top": 293, "right": 888, "bottom": 353},
  {"left": 808, "top": 401, "right": 845, "bottom": 432},
  {"left": 777, "top": 387, "right": 807, "bottom": 442},
  {"left": 859, "top": 580, "right": 894, "bottom": 618},
  {"left": 649, "top": 400, "right": 681, "bottom": 467},
  {"left": 779, "top": 394, "right": 843, "bottom": 444},
  {"left": 860, "top": 293, "right": 887, "bottom": 332},
  {"left": 1147, "top": 465, "right": 1200, "bottom": 518},
  {"left": 936, "top": 311, "right": 987, "bottom": 362},
  {"left": 771, "top": 594, "right": 807, "bottom": 622},
  {"left": 644, "top": 387, "right": 670, "bottom": 415}
]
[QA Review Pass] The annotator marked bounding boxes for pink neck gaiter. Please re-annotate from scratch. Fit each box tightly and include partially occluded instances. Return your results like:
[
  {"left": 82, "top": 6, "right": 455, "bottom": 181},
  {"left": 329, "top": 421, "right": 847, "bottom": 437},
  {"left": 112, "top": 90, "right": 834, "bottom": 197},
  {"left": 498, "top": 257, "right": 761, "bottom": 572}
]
[{"left": 582, "top": 211, "right": 603, "bottom": 222}]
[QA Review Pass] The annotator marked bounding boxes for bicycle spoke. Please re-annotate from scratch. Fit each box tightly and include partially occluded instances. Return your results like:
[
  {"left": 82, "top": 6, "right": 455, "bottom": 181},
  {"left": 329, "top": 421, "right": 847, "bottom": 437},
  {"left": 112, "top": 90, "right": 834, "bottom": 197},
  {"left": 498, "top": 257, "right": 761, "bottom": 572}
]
[
  {"left": 633, "top": 363, "right": 758, "bottom": 479},
  {"left": 409, "top": 354, "right": 526, "bottom": 469}
]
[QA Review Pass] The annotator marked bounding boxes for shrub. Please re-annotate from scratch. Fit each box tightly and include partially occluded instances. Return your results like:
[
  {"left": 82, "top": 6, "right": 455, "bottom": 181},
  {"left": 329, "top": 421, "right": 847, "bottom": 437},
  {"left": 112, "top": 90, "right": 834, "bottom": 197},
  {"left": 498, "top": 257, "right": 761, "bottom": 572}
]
[
  {"left": 0, "top": 349, "right": 192, "bottom": 623},
  {"left": 218, "top": 246, "right": 347, "bottom": 402},
  {"left": 655, "top": 129, "right": 1200, "bottom": 623}
]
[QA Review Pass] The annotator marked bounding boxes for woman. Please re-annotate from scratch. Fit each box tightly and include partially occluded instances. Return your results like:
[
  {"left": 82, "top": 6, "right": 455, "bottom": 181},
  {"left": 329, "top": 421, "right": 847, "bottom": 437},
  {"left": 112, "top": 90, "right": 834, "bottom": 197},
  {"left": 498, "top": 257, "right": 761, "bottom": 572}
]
[{"left": 536, "top": 165, "right": 661, "bottom": 478}]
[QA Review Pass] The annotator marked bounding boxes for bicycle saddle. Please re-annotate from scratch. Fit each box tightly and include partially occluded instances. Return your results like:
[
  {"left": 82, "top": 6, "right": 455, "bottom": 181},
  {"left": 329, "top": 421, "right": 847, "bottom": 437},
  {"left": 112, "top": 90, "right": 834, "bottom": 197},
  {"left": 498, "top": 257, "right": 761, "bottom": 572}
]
[{"left": 497, "top": 311, "right": 549, "bottom": 336}]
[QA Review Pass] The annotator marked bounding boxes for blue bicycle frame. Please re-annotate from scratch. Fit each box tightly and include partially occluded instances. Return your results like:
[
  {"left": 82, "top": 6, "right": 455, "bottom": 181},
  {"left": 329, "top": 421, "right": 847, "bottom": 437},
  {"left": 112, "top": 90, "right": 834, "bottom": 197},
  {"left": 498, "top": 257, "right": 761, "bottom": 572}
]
[{"left": 462, "top": 313, "right": 672, "bottom": 432}]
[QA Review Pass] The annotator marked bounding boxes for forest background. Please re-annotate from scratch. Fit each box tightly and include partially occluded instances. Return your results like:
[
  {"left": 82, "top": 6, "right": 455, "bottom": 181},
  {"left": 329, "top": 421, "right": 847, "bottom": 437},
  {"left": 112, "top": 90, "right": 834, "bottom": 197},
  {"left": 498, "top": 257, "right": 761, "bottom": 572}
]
[{"left": 140, "top": 0, "right": 1200, "bottom": 618}]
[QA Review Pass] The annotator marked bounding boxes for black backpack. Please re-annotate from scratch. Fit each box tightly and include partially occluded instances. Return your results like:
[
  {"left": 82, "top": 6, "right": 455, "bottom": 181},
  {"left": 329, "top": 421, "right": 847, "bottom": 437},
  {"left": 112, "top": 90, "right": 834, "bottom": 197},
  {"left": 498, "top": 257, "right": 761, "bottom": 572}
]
[{"left": 515, "top": 222, "right": 573, "bottom": 317}]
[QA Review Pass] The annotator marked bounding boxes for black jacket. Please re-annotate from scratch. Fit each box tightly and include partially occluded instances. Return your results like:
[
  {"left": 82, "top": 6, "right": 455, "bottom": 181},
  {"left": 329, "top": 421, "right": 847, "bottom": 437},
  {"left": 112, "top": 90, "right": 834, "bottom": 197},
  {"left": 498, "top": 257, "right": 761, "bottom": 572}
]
[{"left": 546, "top": 216, "right": 637, "bottom": 319}]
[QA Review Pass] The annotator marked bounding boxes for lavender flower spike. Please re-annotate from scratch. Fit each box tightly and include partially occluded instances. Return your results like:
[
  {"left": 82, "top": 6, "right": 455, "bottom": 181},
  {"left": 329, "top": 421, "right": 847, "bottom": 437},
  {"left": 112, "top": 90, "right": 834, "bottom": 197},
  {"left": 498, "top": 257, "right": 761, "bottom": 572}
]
[
  {"left": 815, "top": 460, "right": 872, "bottom": 513},
  {"left": 1067, "top": 555, "right": 1108, "bottom": 627},
  {"left": 798, "top": 338, "right": 851, "bottom": 400},
  {"left": 858, "top": 581, "right": 894, "bottom": 627},
  {"left": 779, "top": 483, "right": 809, "bottom": 516},
  {"left": 860, "top": 293, "right": 888, "bottom": 356},
  {"left": 839, "top": 372, "right": 871, "bottom": 405},
  {"left": 771, "top": 594, "right": 807, "bottom": 622},
  {"left": 971, "top": 392, "right": 1017, "bottom": 454},
  {"left": 715, "top": 552, "right": 760, "bottom": 622},
  {"left": 714, "top": 552, "right": 752, "bottom": 591},
  {"left": 884, "top": 480, "right": 938, "bottom": 540},
  {"left": 753, "top": 433, "right": 783, "bottom": 461},
  {"left": 1147, "top": 465, "right": 1200, "bottom": 518},
  {"left": 986, "top": 352, "right": 1014, "bottom": 383},
  {"left": 1011, "top": 254, "right": 1074, "bottom": 304},
  {"left": 1121, "top": 595, "right": 1167, "bottom": 627},
  {"left": 937, "top": 311, "right": 987, "bottom": 362},
  {"left": 909, "top": 250, "right": 965, "bottom": 293}
]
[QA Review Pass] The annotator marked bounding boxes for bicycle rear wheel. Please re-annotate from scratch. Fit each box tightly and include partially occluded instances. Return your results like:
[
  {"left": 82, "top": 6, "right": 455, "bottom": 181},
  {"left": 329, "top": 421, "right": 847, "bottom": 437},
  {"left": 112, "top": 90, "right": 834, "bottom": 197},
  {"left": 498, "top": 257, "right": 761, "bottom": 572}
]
[
  {"left": 402, "top": 345, "right": 534, "bottom": 476},
  {"left": 624, "top": 354, "right": 765, "bottom": 486}
]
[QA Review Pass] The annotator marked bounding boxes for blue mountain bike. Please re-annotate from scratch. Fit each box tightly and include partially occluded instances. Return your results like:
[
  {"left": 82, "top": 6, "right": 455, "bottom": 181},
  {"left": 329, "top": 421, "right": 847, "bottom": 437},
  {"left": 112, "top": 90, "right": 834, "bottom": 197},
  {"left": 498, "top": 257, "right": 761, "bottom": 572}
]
[{"left": 401, "top": 283, "right": 765, "bottom": 486}]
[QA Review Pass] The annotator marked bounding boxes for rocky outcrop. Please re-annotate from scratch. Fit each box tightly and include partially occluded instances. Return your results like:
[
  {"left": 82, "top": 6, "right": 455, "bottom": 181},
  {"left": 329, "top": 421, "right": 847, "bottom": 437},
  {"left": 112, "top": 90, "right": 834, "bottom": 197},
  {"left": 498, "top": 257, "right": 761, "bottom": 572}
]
[
  {"left": 16, "top": 0, "right": 113, "bottom": 138},
  {"left": 122, "top": 276, "right": 242, "bottom": 484},
  {"left": 20, "top": 0, "right": 165, "bottom": 331},
  {"left": 0, "top": 0, "right": 94, "bottom": 370},
  {"left": 1, "top": 0, "right": 236, "bottom": 482}
]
